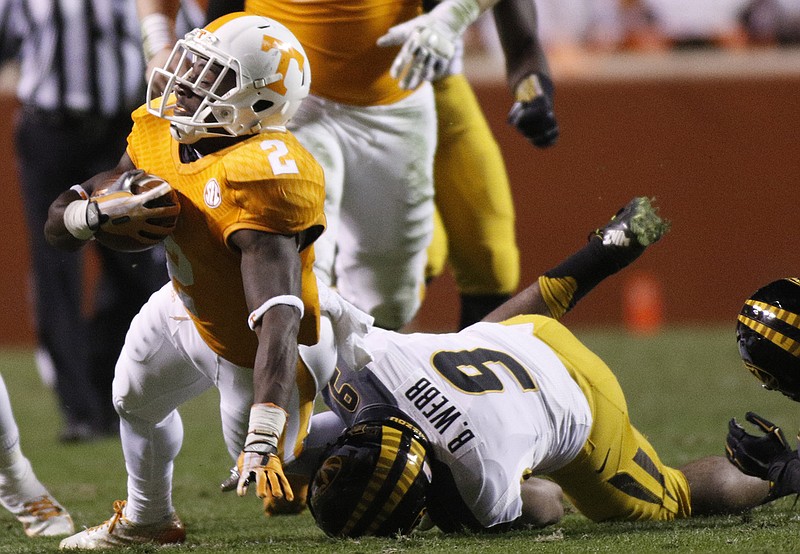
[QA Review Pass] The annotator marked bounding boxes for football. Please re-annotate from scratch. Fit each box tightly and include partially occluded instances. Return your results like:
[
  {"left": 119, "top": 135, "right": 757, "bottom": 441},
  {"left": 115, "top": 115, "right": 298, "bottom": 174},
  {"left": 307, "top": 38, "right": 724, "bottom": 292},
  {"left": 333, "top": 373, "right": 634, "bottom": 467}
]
[{"left": 90, "top": 170, "right": 180, "bottom": 252}]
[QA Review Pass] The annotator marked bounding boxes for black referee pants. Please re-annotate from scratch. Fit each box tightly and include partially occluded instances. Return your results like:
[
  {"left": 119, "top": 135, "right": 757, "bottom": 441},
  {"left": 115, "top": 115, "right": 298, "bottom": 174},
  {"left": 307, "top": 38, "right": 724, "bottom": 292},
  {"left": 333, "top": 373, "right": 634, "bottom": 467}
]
[{"left": 14, "top": 106, "right": 169, "bottom": 437}]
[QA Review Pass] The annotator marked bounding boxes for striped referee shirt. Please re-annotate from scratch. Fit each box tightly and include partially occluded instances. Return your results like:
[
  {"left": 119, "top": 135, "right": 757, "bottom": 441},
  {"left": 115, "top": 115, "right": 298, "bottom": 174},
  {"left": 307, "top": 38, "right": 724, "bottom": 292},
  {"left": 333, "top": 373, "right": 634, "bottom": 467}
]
[{"left": 0, "top": 0, "right": 203, "bottom": 117}]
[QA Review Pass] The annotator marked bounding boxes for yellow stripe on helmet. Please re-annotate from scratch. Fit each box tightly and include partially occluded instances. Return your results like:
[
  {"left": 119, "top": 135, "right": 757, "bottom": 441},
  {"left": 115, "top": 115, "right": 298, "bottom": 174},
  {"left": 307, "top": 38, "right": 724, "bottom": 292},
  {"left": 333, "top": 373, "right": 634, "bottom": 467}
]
[
  {"left": 340, "top": 426, "right": 401, "bottom": 536},
  {"left": 739, "top": 309, "right": 800, "bottom": 359},
  {"left": 366, "top": 430, "right": 427, "bottom": 534},
  {"left": 746, "top": 299, "right": 800, "bottom": 330}
]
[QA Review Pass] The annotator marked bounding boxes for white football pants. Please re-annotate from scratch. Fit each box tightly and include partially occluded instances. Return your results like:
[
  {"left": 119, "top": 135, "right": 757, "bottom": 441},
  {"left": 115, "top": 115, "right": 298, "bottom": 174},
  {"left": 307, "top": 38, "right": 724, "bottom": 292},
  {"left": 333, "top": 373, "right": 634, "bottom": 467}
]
[
  {"left": 290, "top": 84, "right": 437, "bottom": 330},
  {"left": 111, "top": 282, "right": 334, "bottom": 524},
  {"left": 0, "top": 374, "right": 50, "bottom": 509}
]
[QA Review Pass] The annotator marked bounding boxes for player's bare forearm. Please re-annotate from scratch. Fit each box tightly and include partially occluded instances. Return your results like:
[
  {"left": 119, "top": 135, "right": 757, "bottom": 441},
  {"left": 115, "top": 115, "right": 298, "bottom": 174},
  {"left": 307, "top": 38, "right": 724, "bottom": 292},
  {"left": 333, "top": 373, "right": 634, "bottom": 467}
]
[
  {"left": 493, "top": 0, "right": 551, "bottom": 92},
  {"left": 136, "top": 0, "right": 180, "bottom": 21},
  {"left": 516, "top": 477, "right": 564, "bottom": 528},
  {"left": 235, "top": 229, "right": 305, "bottom": 407},
  {"left": 252, "top": 307, "right": 301, "bottom": 407},
  {"left": 45, "top": 190, "right": 91, "bottom": 251}
]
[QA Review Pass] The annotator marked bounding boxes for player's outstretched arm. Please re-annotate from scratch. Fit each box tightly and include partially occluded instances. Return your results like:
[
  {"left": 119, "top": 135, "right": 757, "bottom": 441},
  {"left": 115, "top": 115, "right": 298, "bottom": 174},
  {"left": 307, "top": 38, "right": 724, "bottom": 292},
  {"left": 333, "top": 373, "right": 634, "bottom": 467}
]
[
  {"left": 231, "top": 229, "right": 310, "bottom": 509},
  {"left": 494, "top": 0, "right": 559, "bottom": 148},
  {"left": 680, "top": 456, "right": 770, "bottom": 516}
]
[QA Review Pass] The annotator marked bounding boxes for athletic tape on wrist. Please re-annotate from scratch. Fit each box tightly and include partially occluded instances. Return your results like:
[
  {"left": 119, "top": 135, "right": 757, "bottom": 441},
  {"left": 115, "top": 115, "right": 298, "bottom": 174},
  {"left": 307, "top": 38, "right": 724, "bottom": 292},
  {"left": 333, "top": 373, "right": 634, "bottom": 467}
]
[
  {"left": 244, "top": 403, "right": 287, "bottom": 452},
  {"left": 63, "top": 199, "right": 94, "bottom": 240},
  {"left": 141, "top": 13, "right": 174, "bottom": 62},
  {"left": 247, "top": 295, "right": 304, "bottom": 330}
]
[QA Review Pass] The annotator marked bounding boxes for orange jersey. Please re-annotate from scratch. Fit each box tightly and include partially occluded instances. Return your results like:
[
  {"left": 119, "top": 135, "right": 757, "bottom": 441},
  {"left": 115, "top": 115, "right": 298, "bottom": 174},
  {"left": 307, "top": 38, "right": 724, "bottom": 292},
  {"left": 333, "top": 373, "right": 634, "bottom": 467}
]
[
  {"left": 126, "top": 105, "right": 326, "bottom": 368},
  {"left": 247, "top": 0, "right": 420, "bottom": 106}
]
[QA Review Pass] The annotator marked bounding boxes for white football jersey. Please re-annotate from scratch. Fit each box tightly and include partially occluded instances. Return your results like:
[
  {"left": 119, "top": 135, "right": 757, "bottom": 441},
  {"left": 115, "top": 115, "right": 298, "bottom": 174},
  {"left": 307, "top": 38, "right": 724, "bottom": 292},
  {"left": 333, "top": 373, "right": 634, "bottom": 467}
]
[{"left": 321, "top": 320, "right": 592, "bottom": 528}]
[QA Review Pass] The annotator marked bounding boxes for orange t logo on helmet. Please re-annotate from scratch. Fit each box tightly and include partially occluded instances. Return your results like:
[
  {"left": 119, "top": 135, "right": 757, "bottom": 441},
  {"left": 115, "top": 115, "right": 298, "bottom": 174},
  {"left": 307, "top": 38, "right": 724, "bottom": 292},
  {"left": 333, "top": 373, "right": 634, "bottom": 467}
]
[{"left": 261, "top": 35, "right": 305, "bottom": 96}]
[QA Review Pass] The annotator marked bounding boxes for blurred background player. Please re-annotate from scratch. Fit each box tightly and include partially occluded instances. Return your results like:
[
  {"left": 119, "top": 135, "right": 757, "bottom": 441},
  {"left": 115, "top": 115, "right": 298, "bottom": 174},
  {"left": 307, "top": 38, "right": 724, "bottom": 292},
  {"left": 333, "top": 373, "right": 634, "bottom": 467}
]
[
  {"left": 0, "top": 373, "right": 74, "bottom": 537},
  {"left": 45, "top": 13, "right": 328, "bottom": 548},
  {"left": 146, "top": 0, "right": 504, "bottom": 331},
  {"left": 0, "top": 0, "right": 202, "bottom": 443},
  {"left": 740, "top": 0, "right": 800, "bottom": 46},
  {"left": 423, "top": 0, "right": 560, "bottom": 329}
]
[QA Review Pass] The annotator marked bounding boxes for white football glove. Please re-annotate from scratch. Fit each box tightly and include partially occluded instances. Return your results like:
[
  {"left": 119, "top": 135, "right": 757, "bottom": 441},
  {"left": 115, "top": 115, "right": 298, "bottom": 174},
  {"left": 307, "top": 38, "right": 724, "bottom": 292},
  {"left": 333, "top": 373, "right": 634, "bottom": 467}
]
[
  {"left": 236, "top": 451, "right": 293, "bottom": 501},
  {"left": 89, "top": 171, "right": 176, "bottom": 230},
  {"left": 62, "top": 170, "right": 178, "bottom": 242},
  {"left": 377, "top": 0, "right": 480, "bottom": 90}
]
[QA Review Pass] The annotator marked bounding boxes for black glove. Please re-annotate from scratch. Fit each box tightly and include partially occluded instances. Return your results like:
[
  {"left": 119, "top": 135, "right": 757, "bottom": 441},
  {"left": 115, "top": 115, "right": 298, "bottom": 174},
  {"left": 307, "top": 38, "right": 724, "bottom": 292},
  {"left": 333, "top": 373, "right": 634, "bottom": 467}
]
[
  {"left": 726, "top": 411, "right": 791, "bottom": 479},
  {"left": 507, "top": 73, "right": 559, "bottom": 149}
]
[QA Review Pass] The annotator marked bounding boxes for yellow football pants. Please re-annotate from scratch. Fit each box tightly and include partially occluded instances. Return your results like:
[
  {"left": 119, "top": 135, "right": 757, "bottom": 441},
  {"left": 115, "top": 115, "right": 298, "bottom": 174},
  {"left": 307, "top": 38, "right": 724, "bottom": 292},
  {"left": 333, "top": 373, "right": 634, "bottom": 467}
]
[
  {"left": 506, "top": 315, "right": 693, "bottom": 521},
  {"left": 426, "top": 74, "right": 520, "bottom": 296}
]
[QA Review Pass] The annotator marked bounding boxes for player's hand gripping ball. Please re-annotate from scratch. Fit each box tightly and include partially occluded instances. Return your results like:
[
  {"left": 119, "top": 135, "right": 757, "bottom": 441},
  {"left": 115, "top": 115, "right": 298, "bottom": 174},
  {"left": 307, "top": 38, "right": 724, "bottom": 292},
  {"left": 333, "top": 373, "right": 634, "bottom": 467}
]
[{"left": 90, "top": 169, "right": 180, "bottom": 252}]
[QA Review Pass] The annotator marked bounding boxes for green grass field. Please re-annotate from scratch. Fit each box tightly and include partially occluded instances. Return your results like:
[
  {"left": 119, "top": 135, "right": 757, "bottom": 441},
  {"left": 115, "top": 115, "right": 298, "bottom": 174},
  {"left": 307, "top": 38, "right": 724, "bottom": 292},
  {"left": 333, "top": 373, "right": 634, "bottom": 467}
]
[{"left": 1, "top": 327, "right": 800, "bottom": 553}]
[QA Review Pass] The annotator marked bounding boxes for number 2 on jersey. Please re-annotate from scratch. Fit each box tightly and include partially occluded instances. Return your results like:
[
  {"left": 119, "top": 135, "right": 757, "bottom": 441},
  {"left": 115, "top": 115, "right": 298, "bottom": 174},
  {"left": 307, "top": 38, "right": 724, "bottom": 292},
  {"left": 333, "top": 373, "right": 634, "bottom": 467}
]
[{"left": 260, "top": 139, "right": 299, "bottom": 175}]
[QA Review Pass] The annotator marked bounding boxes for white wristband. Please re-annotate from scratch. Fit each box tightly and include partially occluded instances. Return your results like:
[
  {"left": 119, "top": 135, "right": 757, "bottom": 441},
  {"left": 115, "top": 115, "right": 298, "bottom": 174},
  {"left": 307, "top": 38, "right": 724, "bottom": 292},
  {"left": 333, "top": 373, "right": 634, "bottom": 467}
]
[
  {"left": 244, "top": 403, "right": 287, "bottom": 453},
  {"left": 141, "top": 13, "right": 174, "bottom": 62},
  {"left": 247, "top": 295, "right": 304, "bottom": 331},
  {"left": 63, "top": 199, "right": 94, "bottom": 240}
]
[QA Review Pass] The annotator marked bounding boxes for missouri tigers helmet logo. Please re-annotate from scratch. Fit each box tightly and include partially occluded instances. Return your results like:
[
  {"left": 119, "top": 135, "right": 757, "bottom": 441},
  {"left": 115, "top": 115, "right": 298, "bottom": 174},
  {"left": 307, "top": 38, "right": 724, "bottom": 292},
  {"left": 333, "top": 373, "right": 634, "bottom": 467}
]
[
  {"left": 308, "top": 418, "right": 430, "bottom": 538},
  {"left": 736, "top": 278, "right": 800, "bottom": 401}
]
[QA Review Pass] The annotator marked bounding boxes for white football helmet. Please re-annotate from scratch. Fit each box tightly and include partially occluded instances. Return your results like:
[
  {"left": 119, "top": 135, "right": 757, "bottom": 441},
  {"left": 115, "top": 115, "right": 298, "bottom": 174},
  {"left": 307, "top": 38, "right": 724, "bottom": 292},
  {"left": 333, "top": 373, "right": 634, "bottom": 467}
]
[{"left": 147, "top": 12, "right": 310, "bottom": 143}]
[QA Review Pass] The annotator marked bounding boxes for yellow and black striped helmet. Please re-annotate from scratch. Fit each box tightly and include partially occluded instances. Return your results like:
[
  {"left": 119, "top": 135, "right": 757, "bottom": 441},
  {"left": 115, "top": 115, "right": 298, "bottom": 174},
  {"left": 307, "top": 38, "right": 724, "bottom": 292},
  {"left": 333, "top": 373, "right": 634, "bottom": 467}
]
[
  {"left": 737, "top": 278, "right": 800, "bottom": 400},
  {"left": 308, "top": 416, "right": 430, "bottom": 537}
]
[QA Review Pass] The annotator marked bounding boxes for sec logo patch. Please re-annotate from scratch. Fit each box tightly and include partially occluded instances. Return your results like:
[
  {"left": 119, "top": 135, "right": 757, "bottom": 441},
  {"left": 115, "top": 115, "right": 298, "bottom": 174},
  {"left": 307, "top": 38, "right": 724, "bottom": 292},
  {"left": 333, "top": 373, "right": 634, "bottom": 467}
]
[{"left": 204, "top": 179, "right": 222, "bottom": 208}]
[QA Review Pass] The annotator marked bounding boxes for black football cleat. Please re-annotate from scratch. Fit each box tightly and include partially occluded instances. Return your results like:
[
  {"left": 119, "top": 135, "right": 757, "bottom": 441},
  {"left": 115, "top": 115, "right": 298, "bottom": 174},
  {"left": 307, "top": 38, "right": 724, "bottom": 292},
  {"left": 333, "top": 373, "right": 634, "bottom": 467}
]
[
  {"left": 591, "top": 196, "right": 670, "bottom": 248},
  {"left": 587, "top": 197, "right": 671, "bottom": 273}
]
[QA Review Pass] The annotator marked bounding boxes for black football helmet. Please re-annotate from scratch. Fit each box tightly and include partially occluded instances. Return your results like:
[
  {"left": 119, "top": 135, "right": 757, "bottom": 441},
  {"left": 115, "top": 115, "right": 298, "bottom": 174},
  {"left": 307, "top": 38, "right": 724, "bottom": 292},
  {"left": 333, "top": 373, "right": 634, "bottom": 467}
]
[
  {"left": 308, "top": 416, "right": 430, "bottom": 538},
  {"left": 737, "top": 278, "right": 800, "bottom": 401}
]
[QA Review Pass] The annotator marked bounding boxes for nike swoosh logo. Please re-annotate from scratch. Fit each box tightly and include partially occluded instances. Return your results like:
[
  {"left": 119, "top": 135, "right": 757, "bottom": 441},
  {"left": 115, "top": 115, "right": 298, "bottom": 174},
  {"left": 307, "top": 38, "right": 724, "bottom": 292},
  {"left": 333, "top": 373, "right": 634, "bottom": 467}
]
[{"left": 596, "top": 449, "right": 611, "bottom": 474}]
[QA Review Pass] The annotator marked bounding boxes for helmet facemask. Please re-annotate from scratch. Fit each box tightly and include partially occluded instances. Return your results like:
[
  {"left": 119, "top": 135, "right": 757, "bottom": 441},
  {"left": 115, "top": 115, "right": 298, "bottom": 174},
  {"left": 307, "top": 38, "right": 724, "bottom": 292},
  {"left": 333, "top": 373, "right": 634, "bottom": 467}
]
[
  {"left": 146, "top": 13, "right": 310, "bottom": 144},
  {"left": 148, "top": 39, "right": 240, "bottom": 143}
]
